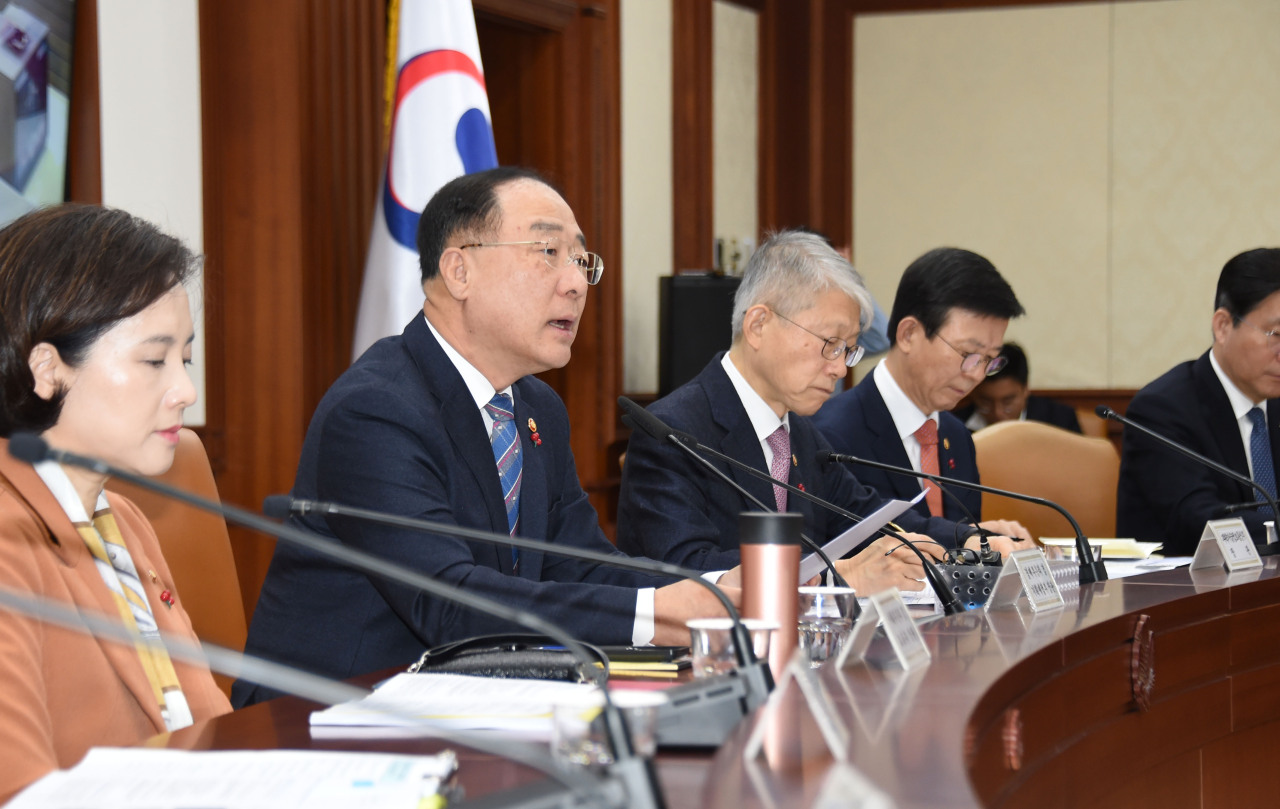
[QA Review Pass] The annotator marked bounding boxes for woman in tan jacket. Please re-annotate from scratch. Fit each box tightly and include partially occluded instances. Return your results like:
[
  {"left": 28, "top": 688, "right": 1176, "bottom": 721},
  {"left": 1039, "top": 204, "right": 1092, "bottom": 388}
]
[{"left": 0, "top": 205, "right": 230, "bottom": 802}]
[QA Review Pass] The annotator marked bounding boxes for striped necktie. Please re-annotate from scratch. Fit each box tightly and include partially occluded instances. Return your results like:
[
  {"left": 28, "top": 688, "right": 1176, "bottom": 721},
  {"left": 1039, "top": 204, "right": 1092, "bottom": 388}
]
[{"left": 485, "top": 393, "right": 522, "bottom": 570}]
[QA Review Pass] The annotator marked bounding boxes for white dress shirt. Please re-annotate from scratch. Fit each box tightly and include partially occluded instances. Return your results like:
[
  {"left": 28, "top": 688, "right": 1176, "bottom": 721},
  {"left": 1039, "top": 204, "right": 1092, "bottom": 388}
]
[{"left": 872, "top": 360, "right": 939, "bottom": 491}]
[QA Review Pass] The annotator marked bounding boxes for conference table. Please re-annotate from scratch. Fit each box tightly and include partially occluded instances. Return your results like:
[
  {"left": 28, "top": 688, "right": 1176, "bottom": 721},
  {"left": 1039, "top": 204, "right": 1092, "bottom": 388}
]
[{"left": 156, "top": 560, "right": 1280, "bottom": 808}]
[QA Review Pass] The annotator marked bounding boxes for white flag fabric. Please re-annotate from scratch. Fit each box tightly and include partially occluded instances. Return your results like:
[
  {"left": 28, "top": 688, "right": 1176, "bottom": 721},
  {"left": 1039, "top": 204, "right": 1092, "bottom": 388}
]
[{"left": 351, "top": 0, "right": 498, "bottom": 361}]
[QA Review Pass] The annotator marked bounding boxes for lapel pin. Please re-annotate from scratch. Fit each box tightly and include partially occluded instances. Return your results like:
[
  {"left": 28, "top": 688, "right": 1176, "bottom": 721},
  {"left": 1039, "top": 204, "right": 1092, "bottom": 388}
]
[
  {"left": 943, "top": 437, "right": 951, "bottom": 451},
  {"left": 792, "top": 454, "right": 798, "bottom": 467},
  {"left": 527, "top": 418, "right": 542, "bottom": 447},
  {"left": 798, "top": 483, "right": 806, "bottom": 492},
  {"left": 948, "top": 458, "right": 956, "bottom": 470}
]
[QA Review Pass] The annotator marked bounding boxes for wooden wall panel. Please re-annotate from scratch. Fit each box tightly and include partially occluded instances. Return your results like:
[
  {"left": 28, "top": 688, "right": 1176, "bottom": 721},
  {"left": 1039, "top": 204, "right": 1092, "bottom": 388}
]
[
  {"left": 199, "top": 0, "right": 384, "bottom": 622},
  {"left": 671, "top": 0, "right": 713, "bottom": 272},
  {"left": 67, "top": 0, "right": 100, "bottom": 204}
]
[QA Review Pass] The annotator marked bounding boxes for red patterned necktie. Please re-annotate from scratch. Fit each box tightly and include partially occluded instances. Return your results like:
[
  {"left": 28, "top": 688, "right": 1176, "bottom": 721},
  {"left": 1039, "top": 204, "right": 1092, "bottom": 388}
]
[{"left": 914, "top": 419, "right": 944, "bottom": 517}]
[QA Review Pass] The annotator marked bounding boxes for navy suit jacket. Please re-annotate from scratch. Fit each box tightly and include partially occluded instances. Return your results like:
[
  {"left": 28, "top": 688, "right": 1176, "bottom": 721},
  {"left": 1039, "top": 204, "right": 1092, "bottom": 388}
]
[
  {"left": 616, "top": 356, "right": 971, "bottom": 570},
  {"left": 233, "top": 316, "right": 671, "bottom": 706},
  {"left": 811, "top": 371, "right": 983, "bottom": 525},
  {"left": 1117, "top": 351, "right": 1280, "bottom": 556},
  {"left": 955, "top": 395, "right": 1082, "bottom": 434},
  {"left": 1025, "top": 396, "right": 1082, "bottom": 433}
]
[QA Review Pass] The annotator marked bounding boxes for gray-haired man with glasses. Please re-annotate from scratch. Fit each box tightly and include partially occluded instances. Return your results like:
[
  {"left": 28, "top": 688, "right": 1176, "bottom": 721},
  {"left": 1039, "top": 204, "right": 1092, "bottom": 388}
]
[
  {"left": 617, "top": 232, "right": 1020, "bottom": 598},
  {"left": 811, "top": 246, "right": 1032, "bottom": 543}
]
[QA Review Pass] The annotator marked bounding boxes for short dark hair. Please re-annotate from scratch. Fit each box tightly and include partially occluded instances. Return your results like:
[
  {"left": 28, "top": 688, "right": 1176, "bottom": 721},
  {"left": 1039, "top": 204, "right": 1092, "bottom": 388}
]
[
  {"left": 0, "top": 204, "right": 196, "bottom": 436},
  {"left": 983, "top": 341, "right": 1029, "bottom": 387},
  {"left": 1214, "top": 248, "right": 1280, "bottom": 320},
  {"left": 887, "top": 247, "right": 1025, "bottom": 346},
  {"left": 416, "top": 166, "right": 552, "bottom": 283}
]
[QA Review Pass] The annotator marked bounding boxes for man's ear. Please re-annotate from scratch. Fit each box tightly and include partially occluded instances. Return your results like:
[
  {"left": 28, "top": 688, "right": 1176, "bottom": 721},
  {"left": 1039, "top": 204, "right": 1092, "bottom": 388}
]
[
  {"left": 28, "top": 343, "right": 65, "bottom": 401},
  {"left": 895, "top": 316, "right": 923, "bottom": 353},
  {"left": 741, "top": 304, "right": 770, "bottom": 350},
  {"left": 1211, "top": 308, "right": 1235, "bottom": 346},
  {"left": 436, "top": 247, "right": 470, "bottom": 301}
]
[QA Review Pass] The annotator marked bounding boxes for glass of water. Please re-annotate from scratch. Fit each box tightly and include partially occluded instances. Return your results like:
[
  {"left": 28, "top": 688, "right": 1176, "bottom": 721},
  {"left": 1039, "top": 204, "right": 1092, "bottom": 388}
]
[{"left": 797, "top": 586, "right": 857, "bottom": 667}]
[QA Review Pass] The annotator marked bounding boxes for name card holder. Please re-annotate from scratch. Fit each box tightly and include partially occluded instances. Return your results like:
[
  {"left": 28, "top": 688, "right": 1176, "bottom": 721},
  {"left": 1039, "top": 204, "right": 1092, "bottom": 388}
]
[
  {"left": 836, "top": 588, "right": 931, "bottom": 670},
  {"left": 1191, "top": 518, "right": 1263, "bottom": 573},
  {"left": 743, "top": 648, "right": 849, "bottom": 764},
  {"left": 985, "top": 548, "right": 1066, "bottom": 613}
]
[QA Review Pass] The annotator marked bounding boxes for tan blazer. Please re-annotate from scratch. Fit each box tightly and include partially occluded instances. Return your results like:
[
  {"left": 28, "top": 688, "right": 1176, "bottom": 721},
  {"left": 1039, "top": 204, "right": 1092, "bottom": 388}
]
[{"left": 0, "top": 440, "right": 231, "bottom": 802}]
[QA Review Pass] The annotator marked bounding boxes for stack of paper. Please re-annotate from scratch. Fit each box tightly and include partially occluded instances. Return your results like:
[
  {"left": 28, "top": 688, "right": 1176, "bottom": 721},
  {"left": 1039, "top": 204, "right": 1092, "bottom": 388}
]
[
  {"left": 9, "top": 747, "right": 457, "bottom": 809},
  {"left": 309, "top": 672, "right": 599, "bottom": 736}
]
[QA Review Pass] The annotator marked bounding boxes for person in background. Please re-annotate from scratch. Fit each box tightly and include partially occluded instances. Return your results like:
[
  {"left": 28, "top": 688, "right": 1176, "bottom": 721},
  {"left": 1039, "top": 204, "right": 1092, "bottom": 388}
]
[
  {"left": 1118, "top": 248, "right": 1280, "bottom": 555},
  {"left": 0, "top": 205, "right": 229, "bottom": 801},
  {"left": 954, "top": 342, "right": 1082, "bottom": 433},
  {"left": 811, "top": 247, "right": 1032, "bottom": 540},
  {"left": 618, "top": 231, "right": 1026, "bottom": 596}
]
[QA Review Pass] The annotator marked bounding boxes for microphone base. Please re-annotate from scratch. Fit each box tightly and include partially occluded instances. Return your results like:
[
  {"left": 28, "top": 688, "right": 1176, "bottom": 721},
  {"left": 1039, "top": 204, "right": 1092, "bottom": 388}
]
[
  {"left": 653, "top": 661, "right": 771, "bottom": 748},
  {"left": 1079, "top": 560, "right": 1109, "bottom": 585}
]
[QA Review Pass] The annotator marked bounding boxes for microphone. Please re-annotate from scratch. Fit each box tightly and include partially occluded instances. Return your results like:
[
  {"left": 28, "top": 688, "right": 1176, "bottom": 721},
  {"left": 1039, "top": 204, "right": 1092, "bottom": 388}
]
[
  {"left": 817, "top": 449, "right": 1108, "bottom": 585},
  {"left": 7, "top": 434, "right": 665, "bottom": 807},
  {"left": 1097, "top": 404, "right": 1280, "bottom": 551},
  {"left": 618, "top": 398, "right": 847, "bottom": 586},
  {"left": 0, "top": 583, "right": 622, "bottom": 808},
  {"left": 619, "top": 397, "right": 967, "bottom": 615},
  {"left": 262, "top": 494, "right": 773, "bottom": 746}
]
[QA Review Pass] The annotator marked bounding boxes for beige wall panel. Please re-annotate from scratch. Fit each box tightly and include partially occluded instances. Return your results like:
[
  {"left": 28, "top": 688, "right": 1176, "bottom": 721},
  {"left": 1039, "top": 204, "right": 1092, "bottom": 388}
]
[
  {"left": 853, "top": 5, "right": 1111, "bottom": 388},
  {"left": 621, "top": 0, "right": 674, "bottom": 393},
  {"left": 1111, "top": 0, "right": 1280, "bottom": 387},
  {"left": 712, "top": 0, "right": 758, "bottom": 266}
]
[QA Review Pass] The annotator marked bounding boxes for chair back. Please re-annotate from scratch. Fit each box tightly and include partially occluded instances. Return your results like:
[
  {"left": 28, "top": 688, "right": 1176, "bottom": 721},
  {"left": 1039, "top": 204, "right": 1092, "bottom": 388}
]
[
  {"left": 972, "top": 420, "right": 1119, "bottom": 540},
  {"left": 107, "top": 428, "right": 246, "bottom": 696}
]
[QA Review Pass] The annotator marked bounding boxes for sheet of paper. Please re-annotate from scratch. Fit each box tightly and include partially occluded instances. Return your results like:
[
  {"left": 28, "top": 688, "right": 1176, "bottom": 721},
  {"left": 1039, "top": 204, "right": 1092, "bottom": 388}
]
[
  {"left": 309, "top": 672, "right": 600, "bottom": 736},
  {"left": 799, "top": 492, "right": 926, "bottom": 583},
  {"left": 8, "top": 747, "right": 456, "bottom": 809}
]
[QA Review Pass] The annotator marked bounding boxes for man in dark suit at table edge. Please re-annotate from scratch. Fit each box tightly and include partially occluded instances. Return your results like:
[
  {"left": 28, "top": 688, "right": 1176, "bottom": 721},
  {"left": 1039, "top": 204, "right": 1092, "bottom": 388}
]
[
  {"left": 810, "top": 247, "right": 1031, "bottom": 539},
  {"left": 1118, "top": 248, "right": 1280, "bottom": 556},
  {"left": 231, "top": 167, "right": 731, "bottom": 706},
  {"left": 617, "top": 230, "right": 1028, "bottom": 593}
]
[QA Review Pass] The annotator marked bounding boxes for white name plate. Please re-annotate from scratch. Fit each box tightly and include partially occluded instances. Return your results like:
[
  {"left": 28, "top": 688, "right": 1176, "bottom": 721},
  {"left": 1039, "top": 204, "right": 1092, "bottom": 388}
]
[
  {"left": 1191, "top": 517, "right": 1263, "bottom": 573},
  {"left": 837, "top": 588, "right": 931, "bottom": 670},
  {"left": 985, "top": 548, "right": 1066, "bottom": 613}
]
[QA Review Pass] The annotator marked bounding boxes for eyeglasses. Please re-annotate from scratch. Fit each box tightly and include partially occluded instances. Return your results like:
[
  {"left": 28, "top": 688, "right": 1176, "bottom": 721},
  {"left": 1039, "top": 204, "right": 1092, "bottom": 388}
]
[
  {"left": 458, "top": 237, "right": 604, "bottom": 285},
  {"left": 1234, "top": 316, "right": 1280, "bottom": 349},
  {"left": 935, "top": 334, "right": 1007, "bottom": 376},
  {"left": 771, "top": 310, "right": 865, "bottom": 368}
]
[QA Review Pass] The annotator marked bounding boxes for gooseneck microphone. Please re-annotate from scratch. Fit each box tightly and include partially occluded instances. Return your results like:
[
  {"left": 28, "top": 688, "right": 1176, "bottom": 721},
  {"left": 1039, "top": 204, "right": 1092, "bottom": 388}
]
[
  {"left": 7, "top": 434, "right": 665, "bottom": 809},
  {"left": 262, "top": 492, "right": 774, "bottom": 747},
  {"left": 0, "top": 586, "right": 617, "bottom": 807},
  {"left": 817, "top": 449, "right": 1109, "bottom": 585},
  {"left": 618, "top": 397, "right": 848, "bottom": 586},
  {"left": 1096, "top": 404, "right": 1280, "bottom": 547},
  {"left": 619, "top": 397, "right": 967, "bottom": 615}
]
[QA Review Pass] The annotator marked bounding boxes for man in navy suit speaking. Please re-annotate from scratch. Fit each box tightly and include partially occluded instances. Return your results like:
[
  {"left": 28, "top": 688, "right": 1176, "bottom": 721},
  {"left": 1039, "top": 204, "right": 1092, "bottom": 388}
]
[
  {"left": 617, "top": 231, "right": 1025, "bottom": 595},
  {"left": 233, "top": 168, "right": 727, "bottom": 705}
]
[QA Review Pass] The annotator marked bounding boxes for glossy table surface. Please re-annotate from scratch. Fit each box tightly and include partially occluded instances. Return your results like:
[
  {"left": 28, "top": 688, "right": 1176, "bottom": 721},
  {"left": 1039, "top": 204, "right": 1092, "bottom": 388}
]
[{"left": 153, "top": 560, "right": 1280, "bottom": 808}]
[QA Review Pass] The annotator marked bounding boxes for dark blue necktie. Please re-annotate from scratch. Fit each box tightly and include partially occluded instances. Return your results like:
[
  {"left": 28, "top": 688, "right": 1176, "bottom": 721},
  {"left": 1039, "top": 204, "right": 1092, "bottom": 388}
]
[
  {"left": 1247, "top": 407, "right": 1275, "bottom": 517},
  {"left": 485, "top": 393, "right": 521, "bottom": 570}
]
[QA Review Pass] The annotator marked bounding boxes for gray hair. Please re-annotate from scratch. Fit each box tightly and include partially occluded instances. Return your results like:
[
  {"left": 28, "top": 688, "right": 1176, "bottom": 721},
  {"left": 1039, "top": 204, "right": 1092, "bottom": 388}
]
[{"left": 730, "top": 230, "right": 873, "bottom": 341}]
